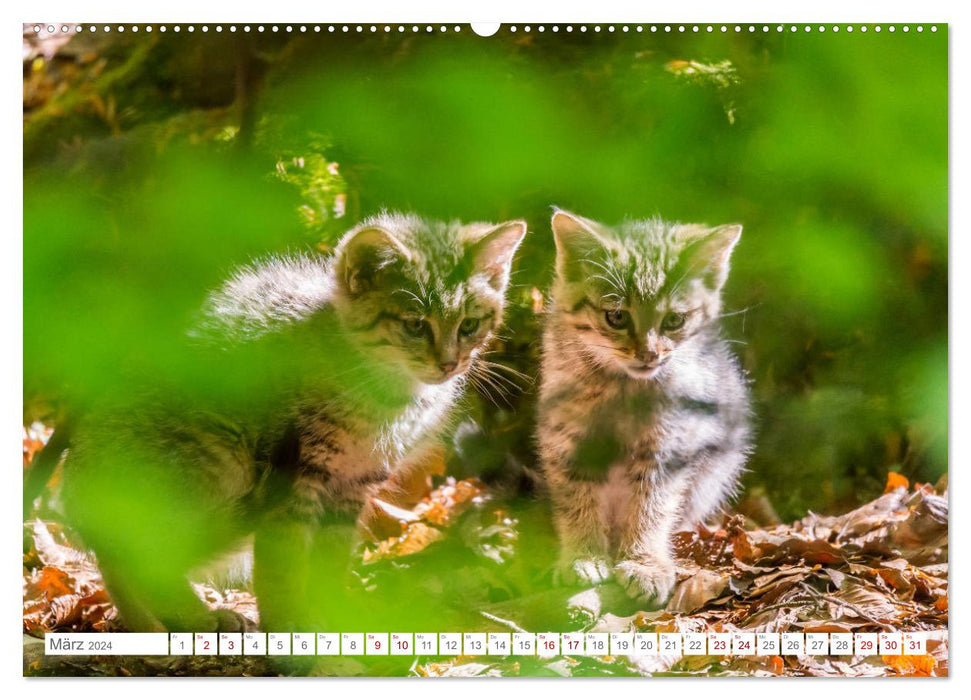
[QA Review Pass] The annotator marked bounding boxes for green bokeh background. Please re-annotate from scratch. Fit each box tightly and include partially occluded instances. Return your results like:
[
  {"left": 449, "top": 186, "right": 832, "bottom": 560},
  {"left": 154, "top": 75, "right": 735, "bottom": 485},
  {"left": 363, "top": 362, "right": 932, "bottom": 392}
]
[{"left": 24, "top": 26, "right": 947, "bottom": 525}]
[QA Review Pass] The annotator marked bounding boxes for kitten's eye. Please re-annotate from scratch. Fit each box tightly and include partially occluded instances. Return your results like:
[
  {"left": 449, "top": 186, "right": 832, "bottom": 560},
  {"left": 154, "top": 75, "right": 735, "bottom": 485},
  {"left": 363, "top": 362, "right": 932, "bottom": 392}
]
[
  {"left": 661, "top": 312, "right": 686, "bottom": 331},
  {"left": 459, "top": 317, "right": 480, "bottom": 336},
  {"left": 604, "top": 309, "right": 631, "bottom": 329},
  {"left": 402, "top": 317, "right": 427, "bottom": 337}
]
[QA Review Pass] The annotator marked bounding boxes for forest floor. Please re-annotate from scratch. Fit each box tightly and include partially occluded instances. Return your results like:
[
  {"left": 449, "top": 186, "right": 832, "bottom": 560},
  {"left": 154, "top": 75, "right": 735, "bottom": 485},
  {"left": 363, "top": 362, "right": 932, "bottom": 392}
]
[{"left": 23, "top": 426, "right": 948, "bottom": 678}]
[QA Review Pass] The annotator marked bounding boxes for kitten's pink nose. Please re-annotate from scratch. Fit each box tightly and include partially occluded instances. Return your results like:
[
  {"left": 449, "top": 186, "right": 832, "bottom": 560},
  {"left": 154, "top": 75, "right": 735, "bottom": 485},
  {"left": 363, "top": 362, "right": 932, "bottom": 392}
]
[
  {"left": 439, "top": 361, "right": 458, "bottom": 375},
  {"left": 637, "top": 350, "right": 659, "bottom": 364}
]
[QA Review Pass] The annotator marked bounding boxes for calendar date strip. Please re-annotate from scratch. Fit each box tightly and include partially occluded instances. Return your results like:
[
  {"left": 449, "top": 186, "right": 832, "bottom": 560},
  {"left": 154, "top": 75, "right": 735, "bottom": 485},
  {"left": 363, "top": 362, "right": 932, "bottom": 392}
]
[{"left": 44, "top": 631, "right": 939, "bottom": 657}]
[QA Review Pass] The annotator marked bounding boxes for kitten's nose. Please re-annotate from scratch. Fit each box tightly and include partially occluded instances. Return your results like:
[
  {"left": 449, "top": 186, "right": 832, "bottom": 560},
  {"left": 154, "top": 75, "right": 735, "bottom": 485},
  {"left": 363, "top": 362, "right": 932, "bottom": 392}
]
[
  {"left": 637, "top": 349, "right": 659, "bottom": 364},
  {"left": 439, "top": 361, "right": 458, "bottom": 375}
]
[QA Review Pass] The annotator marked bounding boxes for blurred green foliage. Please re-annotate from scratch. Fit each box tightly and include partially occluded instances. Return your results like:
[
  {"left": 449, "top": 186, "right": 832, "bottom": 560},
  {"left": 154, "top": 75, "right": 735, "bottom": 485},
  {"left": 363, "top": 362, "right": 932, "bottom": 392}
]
[{"left": 24, "top": 26, "right": 947, "bottom": 525}]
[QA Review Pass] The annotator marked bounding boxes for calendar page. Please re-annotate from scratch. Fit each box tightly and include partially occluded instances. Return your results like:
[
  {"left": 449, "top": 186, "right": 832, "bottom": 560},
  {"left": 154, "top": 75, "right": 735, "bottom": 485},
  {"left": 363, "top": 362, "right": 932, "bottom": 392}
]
[{"left": 22, "top": 14, "right": 948, "bottom": 680}]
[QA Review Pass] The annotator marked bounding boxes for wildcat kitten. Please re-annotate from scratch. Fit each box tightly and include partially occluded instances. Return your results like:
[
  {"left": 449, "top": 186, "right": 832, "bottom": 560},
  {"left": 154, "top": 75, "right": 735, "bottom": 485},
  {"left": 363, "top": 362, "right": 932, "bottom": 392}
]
[
  {"left": 60, "top": 211, "right": 527, "bottom": 634},
  {"left": 538, "top": 209, "right": 752, "bottom": 604}
]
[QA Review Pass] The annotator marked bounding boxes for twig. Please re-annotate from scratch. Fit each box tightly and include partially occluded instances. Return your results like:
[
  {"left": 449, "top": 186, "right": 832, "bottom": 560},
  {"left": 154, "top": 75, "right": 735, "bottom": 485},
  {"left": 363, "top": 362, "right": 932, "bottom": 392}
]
[
  {"left": 797, "top": 582, "right": 895, "bottom": 631},
  {"left": 479, "top": 610, "right": 528, "bottom": 634},
  {"left": 738, "top": 598, "right": 816, "bottom": 627}
]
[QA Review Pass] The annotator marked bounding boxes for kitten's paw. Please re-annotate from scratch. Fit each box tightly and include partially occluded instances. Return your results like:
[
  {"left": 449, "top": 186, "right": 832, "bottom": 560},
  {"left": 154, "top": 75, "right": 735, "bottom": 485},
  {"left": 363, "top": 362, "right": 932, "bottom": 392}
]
[
  {"left": 615, "top": 558, "right": 676, "bottom": 606},
  {"left": 213, "top": 609, "right": 259, "bottom": 633},
  {"left": 556, "top": 555, "right": 613, "bottom": 587}
]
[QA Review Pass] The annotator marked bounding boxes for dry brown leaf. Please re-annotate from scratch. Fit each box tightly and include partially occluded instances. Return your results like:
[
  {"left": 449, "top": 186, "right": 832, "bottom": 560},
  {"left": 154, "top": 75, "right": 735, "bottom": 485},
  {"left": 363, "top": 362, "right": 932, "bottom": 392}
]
[
  {"left": 25, "top": 566, "right": 74, "bottom": 600},
  {"left": 362, "top": 522, "right": 445, "bottom": 563},
  {"left": 884, "top": 471, "right": 909, "bottom": 494},
  {"left": 883, "top": 654, "right": 937, "bottom": 676},
  {"left": 22, "top": 423, "right": 52, "bottom": 468},
  {"left": 835, "top": 579, "right": 900, "bottom": 622},
  {"left": 800, "top": 622, "right": 858, "bottom": 634},
  {"left": 667, "top": 570, "right": 730, "bottom": 613}
]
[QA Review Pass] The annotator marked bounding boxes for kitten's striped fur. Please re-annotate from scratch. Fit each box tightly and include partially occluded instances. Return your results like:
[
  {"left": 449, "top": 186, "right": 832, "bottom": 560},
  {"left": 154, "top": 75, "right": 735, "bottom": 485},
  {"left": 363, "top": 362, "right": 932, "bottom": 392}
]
[
  {"left": 61, "top": 211, "right": 527, "bottom": 633},
  {"left": 538, "top": 210, "right": 752, "bottom": 604}
]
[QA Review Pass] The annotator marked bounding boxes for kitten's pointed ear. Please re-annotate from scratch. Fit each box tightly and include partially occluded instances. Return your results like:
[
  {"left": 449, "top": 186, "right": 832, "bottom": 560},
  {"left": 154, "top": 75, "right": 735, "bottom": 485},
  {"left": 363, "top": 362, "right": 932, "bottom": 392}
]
[
  {"left": 338, "top": 226, "right": 411, "bottom": 295},
  {"left": 551, "top": 209, "right": 609, "bottom": 280},
  {"left": 688, "top": 224, "right": 743, "bottom": 290},
  {"left": 470, "top": 220, "right": 528, "bottom": 291}
]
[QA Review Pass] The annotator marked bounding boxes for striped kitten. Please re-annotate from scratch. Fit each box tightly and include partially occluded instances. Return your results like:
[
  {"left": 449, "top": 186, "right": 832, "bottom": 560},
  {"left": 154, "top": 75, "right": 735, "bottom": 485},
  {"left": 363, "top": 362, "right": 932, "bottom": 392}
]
[
  {"left": 61, "top": 212, "right": 527, "bottom": 633},
  {"left": 538, "top": 210, "right": 752, "bottom": 605}
]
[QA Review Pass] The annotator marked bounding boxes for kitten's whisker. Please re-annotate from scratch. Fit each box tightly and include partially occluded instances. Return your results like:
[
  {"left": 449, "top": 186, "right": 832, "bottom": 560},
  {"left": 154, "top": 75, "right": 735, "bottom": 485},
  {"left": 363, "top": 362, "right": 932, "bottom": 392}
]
[
  {"left": 590, "top": 274, "right": 625, "bottom": 295},
  {"left": 477, "top": 362, "right": 531, "bottom": 388},
  {"left": 717, "top": 304, "right": 761, "bottom": 320},
  {"left": 579, "top": 257, "right": 627, "bottom": 293},
  {"left": 473, "top": 358, "right": 523, "bottom": 385},
  {"left": 466, "top": 376, "right": 495, "bottom": 407},
  {"left": 474, "top": 378, "right": 512, "bottom": 409},
  {"left": 478, "top": 360, "right": 511, "bottom": 381},
  {"left": 468, "top": 372, "right": 507, "bottom": 406},
  {"left": 392, "top": 288, "right": 428, "bottom": 311},
  {"left": 664, "top": 268, "right": 692, "bottom": 296},
  {"left": 480, "top": 347, "right": 516, "bottom": 358},
  {"left": 578, "top": 257, "right": 611, "bottom": 273},
  {"left": 475, "top": 358, "right": 533, "bottom": 384},
  {"left": 468, "top": 366, "right": 513, "bottom": 407},
  {"left": 665, "top": 257, "right": 711, "bottom": 296},
  {"left": 473, "top": 366, "right": 523, "bottom": 395}
]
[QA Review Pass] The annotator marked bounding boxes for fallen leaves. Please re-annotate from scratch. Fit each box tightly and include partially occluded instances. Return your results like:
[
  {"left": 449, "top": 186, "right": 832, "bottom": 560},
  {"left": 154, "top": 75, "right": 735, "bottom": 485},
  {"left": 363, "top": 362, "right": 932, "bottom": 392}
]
[
  {"left": 22, "top": 519, "right": 258, "bottom": 636},
  {"left": 884, "top": 471, "right": 909, "bottom": 493},
  {"left": 362, "top": 477, "right": 495, "bottom": 564},
  {"left": 363, "top": 522, "right": 446, "bottom": 563},
  {"left": 667, "top": 570, "right": 729, "bottom": 614},
  {"left": 23, "top": 566, "right": 117, "bottom": 633},
  {"left": 663, "top": 59, "right": 740, "bottom": 124},
  {"left": 575, "top": 475, "right": 949, "bottom": 676},
  {"left": 664, "top": 59, "right": 740, "bottom": 89},
  {"left": 26, "top": 566, "right": 74, "bottom": 600},
  {"left": 23, "top": 472, "right": 948, "bottom": 678},
  {"left": 416, "top": 661, "right": 505, "bottom": 677},
  {"left": 23, "top": 520, "right": 116, "bottom": 634},
  {"left": 23, "top": 422, "right": 53, "bottom": 468},
  {"left": 191, "top": 584, "right": 259, "bottom": 627},
  {"left": 883, "top": 654, "right": 936, "bottom": 677}
]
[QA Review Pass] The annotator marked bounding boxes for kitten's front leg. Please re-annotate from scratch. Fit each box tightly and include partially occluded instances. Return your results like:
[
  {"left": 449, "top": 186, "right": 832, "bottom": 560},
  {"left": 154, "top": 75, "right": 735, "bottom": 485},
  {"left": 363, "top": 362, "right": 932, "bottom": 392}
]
[
  {"left": 255, "top": 449, "right": 371, "bottom": 635},
  {"left": 615, "top": 469, "right": 691, "bottom": 606},
  {"left": 548, "top": 478, "right": 612, "bottom": 587},
  {"left": 253, "top": 510, "right": 316, "bottom": 633},
  {"left": 541, "top": 410, "right": 624, "bottom": 587}
]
